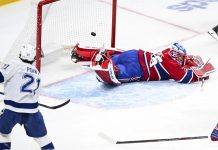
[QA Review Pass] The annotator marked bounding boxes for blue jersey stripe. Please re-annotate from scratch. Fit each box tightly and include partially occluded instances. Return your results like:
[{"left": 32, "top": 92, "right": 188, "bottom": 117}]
[
  {"left": 179, "top": 70, "right": 193, "bottom": 83},
  {"left": 4, "top": 100, "right": 38, "bottom": 109},
  {"left": 155, "top": 63, "right": 170, "bottom": 80},
  {"left": 0, "top": 72, "right": 4, "bottom": 82}
]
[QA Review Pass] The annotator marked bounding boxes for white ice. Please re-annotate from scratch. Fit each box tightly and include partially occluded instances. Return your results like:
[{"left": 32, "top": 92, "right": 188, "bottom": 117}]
[{"left": 1, "top": 0, "right": 218, "bottom": 149}]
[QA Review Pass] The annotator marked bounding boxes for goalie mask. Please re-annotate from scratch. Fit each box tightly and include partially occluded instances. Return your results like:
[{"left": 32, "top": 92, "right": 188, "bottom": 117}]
[
  {"left": 169, "top": 42, "right": 187, "bottom": 65},
  {"left": 19, "top": 44, "right": 36, "bottom": 63}
]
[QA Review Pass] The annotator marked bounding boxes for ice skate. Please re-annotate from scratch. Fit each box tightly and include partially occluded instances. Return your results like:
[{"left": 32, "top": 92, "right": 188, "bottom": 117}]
[{"left": 70, "top": 43, "right": 83, "bottom": 63}]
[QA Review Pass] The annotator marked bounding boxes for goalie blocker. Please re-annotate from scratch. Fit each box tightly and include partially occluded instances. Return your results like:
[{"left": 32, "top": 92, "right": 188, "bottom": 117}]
[{"left": 70, "top": 43, "right": 215, "bottom": 85}]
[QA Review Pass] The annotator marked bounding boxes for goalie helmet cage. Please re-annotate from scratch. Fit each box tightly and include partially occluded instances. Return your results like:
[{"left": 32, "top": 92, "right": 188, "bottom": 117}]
[{"left": 5, "top": 0, "right": 117, "bottom": 71}]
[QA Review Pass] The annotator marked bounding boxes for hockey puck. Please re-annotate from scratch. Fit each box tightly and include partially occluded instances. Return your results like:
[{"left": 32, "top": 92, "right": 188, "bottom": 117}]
[{"left": 91, "top": 32, "right": 96, "bottom": 36}]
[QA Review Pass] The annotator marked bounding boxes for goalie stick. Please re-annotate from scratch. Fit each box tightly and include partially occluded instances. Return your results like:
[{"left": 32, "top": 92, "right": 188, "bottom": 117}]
[
  {"left": 98, "top": 132, "right": 208, "bottom": 144},
  {"left": 0, "top": 92, "right": 70, "bottom": 109}
]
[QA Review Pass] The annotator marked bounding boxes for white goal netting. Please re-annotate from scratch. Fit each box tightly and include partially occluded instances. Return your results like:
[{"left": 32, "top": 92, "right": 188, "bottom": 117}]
[{"left": 4, "top": 0, "right": 113, "bottom": 64}]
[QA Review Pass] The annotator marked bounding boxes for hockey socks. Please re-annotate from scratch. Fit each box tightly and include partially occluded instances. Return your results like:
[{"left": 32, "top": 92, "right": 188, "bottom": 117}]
[
  {"left": 41, "top": 142, "right": 55, "bottom": 150},
  {"left": 0, "top": 133, "right": 11, "bottom": 149},
  {"left": 34, "top": 135, "right": 55, "bottom": 150},
  {"left": 0, "top": 142, "right": 11, "bottom": 149}
]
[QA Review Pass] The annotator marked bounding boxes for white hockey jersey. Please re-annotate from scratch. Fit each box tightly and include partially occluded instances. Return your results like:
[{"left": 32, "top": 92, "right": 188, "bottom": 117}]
[{"left": 0, "top": 60, "right": 40, "bottom": 113}]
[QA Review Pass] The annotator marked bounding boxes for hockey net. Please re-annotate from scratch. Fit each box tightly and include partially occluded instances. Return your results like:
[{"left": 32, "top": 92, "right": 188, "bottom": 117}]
[{"left": 4, "top": 0, "right": 116, "bottom": 71}]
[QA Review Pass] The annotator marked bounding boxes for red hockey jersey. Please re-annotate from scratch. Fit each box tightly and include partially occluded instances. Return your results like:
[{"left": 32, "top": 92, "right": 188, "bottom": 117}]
[
  {"left": 138, "top": 48, "right": 199, "bottom": 83},
  {"left": 71, "top": 44, "right": 214, "bottom": 85}
]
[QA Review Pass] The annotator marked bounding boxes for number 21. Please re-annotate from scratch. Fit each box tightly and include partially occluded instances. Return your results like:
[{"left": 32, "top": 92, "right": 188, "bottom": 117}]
[{"left": 21, "top": 74, "right": 40, "bottom": 95}]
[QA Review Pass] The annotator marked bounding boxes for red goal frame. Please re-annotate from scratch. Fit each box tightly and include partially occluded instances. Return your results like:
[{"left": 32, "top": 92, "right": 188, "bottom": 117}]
[{"left": 35, "top": 0, "right": 117, "bottom": 71}]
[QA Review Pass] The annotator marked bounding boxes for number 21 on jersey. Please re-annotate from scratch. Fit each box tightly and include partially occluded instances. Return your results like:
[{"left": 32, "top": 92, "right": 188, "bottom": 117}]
[{"left": 21, "top": 73, "right": 40, "bottom": 95}]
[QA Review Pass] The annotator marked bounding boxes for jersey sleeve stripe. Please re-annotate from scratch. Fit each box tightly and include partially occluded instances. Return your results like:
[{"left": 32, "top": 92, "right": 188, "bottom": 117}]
[
  {"left": 155, "top": 63, "right": 170, "bottom": 80},
  {"left": 4, "top": 100, "right": 38, "bottom": 109},
  {"left": 179, "top": 69, "right": 193, "bottom": 83}
]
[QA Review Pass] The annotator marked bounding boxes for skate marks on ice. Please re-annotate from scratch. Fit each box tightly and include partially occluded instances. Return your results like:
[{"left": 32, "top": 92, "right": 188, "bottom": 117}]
[{"left": 41, "top": 72, "right": 197, "bottom": 109}]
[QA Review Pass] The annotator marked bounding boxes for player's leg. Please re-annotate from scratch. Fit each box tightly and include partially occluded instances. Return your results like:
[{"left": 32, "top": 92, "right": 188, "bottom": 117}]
[
  {"left": 111, "top": 49, "right": 144, "bottom": 81},
  {"left": 0, "top": 133, "right": 11, "bottom": 149},
  {"left": 34, "top": 135, "right": 55, "bottom": 150},
  {"left": 23, "top": 111, "right": 54, "bottom": 149},
  {"left": 0, "top": 109, "right": 21, "bottom": 149},
  {"left": 93, "top": 49, "right": 143, "bottom": 85}
]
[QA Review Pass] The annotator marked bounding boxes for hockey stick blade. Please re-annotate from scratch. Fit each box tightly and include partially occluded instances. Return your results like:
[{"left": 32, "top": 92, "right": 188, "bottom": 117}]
[
  {"left": 98, "top": 132, "right": 208, "bottom": 144},
  {"left": 98, "top": 132, "right": 117, "bottom": 144},
  {"left": 39, "top": 99, "right": 70, "bottom": 109}
]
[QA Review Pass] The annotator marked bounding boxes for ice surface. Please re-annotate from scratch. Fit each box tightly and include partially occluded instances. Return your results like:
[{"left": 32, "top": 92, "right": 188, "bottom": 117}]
[{"left": 1, "top": 0, "right": 218, "bottom": 149}]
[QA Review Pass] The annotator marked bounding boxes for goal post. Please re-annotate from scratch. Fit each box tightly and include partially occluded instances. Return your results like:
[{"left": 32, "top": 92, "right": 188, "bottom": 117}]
[
  {"left": 5, "top": 0, "right": 117, "bottom": 72},
  {"left": 111, "top": 0, "right": 117, "bottom": 48},
  {"left": 35, "top": 0, "right": 117, "bottom": 71},
  {"left": 35, "top": 0, "right": 60, "bottom": 71}
]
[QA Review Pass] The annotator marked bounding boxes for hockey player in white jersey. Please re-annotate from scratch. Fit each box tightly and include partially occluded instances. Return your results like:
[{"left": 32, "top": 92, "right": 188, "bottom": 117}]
[{"left": 0, "top": 44, "right": 54, "bottom": 149}]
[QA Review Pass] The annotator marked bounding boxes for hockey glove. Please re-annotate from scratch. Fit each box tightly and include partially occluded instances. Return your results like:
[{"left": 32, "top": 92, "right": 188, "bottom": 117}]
[{"left": 184, "top": 55, "right": 204, "bottom": 68}]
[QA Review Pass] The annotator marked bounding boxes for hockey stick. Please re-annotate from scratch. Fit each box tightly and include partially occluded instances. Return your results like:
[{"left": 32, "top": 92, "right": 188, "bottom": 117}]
[
  {"left": 0, "top": 92, "right": 70, "bottom": 109},
  {"left": 38, "top": 99, "right": 70, "bottom": 109},
  {"left": 98, "top": 132, "right": 208, "bottom": 144}
]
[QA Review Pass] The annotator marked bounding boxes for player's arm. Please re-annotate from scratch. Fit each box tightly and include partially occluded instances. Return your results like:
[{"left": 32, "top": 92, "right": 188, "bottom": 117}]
[
  {"left": 161, "top": 57, "right": 199, "bottom": 83},
  {"left": 183, "top": 55, "right": 204, "bottom": 68},
  {"left": 165, "top": 59, "right": 214, "bottom": 83},
  {"left": 184, "top": 56, "right": 215, "bottom": 79},
  {"left": 161, "top": 44, "right": 211, "bottom": 83},
  {"left": 0, "top": 62, "right": 16, "bottom": 83}
]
